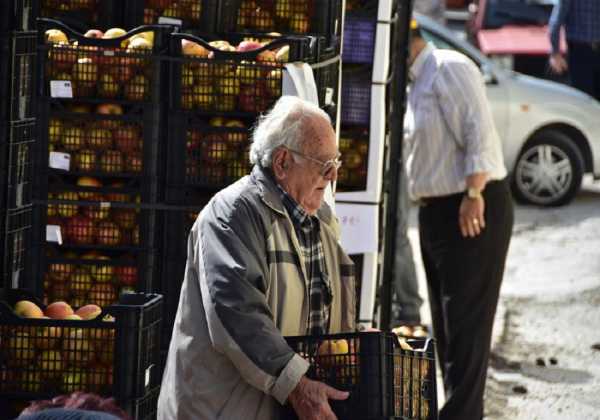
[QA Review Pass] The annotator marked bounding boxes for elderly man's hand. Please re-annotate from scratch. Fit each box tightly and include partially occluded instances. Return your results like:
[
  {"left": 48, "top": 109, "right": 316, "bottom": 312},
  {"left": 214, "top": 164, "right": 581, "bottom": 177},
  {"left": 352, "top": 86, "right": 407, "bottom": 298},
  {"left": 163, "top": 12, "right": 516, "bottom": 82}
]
[{"left": 288, "top": 376, "right": 349, "bottom": 420}]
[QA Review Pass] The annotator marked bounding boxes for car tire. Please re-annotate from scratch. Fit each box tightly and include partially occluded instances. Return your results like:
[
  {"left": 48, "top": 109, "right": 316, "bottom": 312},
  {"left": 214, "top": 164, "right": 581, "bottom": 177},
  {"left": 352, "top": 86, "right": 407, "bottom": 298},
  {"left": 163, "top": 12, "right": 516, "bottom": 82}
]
[{"left": 511, "top": 129, "right": 584, "bottom": 207}]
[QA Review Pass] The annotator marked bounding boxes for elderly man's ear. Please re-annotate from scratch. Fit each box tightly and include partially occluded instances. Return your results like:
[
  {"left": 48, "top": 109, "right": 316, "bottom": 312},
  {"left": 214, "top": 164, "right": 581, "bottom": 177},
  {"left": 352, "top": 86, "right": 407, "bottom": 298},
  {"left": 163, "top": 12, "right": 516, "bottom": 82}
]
[{"left": 272, "top": 149, "right": 289, "bottom": 180}]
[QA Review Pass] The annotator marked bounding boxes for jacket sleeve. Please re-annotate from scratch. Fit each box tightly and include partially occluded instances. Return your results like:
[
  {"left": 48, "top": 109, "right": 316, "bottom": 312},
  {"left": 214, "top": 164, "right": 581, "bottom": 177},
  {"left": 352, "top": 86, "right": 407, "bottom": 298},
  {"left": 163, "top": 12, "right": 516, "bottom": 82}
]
[
  {"left": 549, "top": 0, "right": 569, "bottom": 54},
  {"left": 434, "top": 58, "right": 499, "bottom": 176},
  {"left": 195, "top": 197, "right": 309, "bottom": 405}
]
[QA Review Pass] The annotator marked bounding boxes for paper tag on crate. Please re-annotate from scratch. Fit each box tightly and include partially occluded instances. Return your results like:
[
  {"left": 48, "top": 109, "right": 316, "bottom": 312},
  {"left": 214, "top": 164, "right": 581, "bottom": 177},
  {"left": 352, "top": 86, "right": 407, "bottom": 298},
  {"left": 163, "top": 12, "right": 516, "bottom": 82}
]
[
  {"left": 158, "top": 16, "right": 183, "bottom": 26},
  {"left": 50, "top": 80, "right": 73, "bottom": 98},
  {"left": 49, "top": 152, "right": 71, "bottom": 171},
  {"left": 145, "top": 365, "right": 153, "bottom": 387},
  {"left": 46, "top": 225, "right": 63, "bottom": 245}
]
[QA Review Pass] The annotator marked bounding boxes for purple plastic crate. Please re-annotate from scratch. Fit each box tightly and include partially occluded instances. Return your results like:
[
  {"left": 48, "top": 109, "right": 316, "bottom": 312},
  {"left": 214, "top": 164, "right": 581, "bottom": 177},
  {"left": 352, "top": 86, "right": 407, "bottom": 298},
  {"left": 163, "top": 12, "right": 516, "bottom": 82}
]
[
  {"left": 342, "top": 16, "right": 375, "bottom": 63},
  {"left": 341, "top": 67, "right": 371, "bottom": 126}
]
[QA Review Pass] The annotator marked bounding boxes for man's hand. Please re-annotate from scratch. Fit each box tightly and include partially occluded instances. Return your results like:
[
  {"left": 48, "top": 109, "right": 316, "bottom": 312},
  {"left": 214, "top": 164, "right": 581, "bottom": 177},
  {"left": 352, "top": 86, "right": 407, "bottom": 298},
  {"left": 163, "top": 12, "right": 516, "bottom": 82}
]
[
  {"left": 288, "top": 376, "right": 349, "bottom": 420},
  {"left": 549, "top": 53, "right": 568, "bottom": 74},
  {"left": 459, "top": 195, "right": 485, "bottom": 238}
]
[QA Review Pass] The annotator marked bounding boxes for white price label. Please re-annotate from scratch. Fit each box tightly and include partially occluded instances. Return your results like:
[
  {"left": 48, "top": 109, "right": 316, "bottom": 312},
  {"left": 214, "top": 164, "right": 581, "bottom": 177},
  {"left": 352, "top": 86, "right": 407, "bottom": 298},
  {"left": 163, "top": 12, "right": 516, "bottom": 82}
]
[
  {"left": 50, "top": 80, "right": 73, "bottom": 98},
  {"left": 335, "top": 203, "right": 378, "bottom": 255},
  {"left": 49, "top": 151, "right": 71, "bottom": 171},
  {"left": 158, "top": 16, "right": 183, "bottom": 26},
  {"left": 46, "top": 225, "right": 63, "bottom": 245}
]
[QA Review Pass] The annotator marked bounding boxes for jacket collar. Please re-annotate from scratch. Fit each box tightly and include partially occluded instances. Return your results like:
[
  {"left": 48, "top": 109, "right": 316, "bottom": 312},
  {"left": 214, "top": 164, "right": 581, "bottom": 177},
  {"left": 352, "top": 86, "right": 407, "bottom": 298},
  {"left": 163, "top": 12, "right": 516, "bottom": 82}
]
[
  {"left": 250, "top": 165, "right": 333, "bottom": 225},
  {"left": 409, "top": 42, "right": 435, "bottom": 82}
]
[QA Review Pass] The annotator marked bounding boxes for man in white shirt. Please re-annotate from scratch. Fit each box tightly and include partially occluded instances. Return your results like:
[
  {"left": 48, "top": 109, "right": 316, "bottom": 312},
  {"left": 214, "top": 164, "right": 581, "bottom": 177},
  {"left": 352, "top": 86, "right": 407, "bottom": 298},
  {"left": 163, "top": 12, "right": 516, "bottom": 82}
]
[{"left": 403, "top": 20, "right": 513, "bottom": 420}]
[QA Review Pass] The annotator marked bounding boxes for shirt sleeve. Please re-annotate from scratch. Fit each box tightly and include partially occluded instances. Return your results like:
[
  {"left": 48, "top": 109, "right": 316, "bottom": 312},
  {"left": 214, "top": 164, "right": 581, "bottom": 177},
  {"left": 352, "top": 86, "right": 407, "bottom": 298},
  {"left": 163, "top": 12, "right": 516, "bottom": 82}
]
[
  {"left": 549, "top": 0, "right": 569, "bottom": 54},
  {"left": 196, "top": 198, "right": 309, "bottom": 405},
  {"left": 434, "top": 57, "right": 499, "bottom": 176}
]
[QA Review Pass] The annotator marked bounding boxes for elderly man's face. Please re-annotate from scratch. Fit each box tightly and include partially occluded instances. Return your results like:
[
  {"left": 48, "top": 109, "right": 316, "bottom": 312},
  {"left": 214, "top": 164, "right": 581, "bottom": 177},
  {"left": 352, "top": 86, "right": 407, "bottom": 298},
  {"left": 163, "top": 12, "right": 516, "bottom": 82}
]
[{"left": 285, "top": 117, "right": 338, "bottom": 215}]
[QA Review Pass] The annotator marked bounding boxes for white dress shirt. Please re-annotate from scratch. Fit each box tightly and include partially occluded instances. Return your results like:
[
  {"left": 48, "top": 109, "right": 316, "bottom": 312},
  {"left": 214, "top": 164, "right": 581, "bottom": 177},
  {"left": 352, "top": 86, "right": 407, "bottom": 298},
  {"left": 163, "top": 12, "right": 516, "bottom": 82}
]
[{"left": 403, "top": 43, "right": 507, "bottom": 200}]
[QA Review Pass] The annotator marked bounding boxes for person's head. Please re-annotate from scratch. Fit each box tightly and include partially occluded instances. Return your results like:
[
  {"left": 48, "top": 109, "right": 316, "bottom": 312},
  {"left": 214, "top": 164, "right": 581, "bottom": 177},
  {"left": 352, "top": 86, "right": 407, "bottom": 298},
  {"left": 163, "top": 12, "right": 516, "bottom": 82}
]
[
  {"left": 408, "top": 18, "right": 427, "bottom": 65},
  {"left": 249, "top": 96, "right": 339, "bottom": 215},
  {"left": 19, "top": 392, "right": 130, "bottom": 420}
]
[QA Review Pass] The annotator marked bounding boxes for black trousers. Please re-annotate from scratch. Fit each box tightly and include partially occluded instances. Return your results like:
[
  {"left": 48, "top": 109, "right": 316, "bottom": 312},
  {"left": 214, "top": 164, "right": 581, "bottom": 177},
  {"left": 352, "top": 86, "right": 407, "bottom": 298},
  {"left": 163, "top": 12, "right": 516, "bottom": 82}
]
[
  {"left": 418, "top": 179, "right": 514, "bottom": 420},
  {"left": 568, "top": 40, "right": 600, "bottom": 101}
]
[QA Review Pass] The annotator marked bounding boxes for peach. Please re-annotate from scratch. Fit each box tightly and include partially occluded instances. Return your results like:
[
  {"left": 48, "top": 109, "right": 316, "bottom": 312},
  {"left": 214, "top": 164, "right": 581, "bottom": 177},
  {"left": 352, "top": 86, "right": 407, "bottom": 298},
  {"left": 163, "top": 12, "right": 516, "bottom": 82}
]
[
  {"left": 13, "top": 300, "right": 44, "bottom": 318},
  {"left": 45, "top": 301, "right": 74, "bottom": 319},
  {"left": 75, "top": 304, "right": 102, "bottom": 320}
]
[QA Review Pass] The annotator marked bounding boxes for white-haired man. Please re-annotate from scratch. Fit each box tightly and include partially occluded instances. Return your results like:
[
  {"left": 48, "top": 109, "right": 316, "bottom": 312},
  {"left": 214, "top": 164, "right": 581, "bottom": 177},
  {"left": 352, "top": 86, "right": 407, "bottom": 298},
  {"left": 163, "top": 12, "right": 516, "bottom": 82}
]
[{"left": 158, "top": 96, "right": 356, "bottom": 420}]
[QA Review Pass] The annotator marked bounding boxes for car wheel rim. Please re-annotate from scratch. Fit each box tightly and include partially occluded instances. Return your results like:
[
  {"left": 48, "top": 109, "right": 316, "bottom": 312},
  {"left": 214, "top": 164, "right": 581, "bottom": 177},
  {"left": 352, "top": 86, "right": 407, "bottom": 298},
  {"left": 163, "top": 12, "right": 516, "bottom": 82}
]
[{"left": 515, "top": 144, "right": 573, "bottom": 205}]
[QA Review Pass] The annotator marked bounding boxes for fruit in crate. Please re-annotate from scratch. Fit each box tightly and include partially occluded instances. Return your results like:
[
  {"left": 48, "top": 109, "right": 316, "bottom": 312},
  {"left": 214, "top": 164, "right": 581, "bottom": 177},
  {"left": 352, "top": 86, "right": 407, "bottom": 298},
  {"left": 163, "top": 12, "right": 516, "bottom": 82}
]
[
  {"left": 265, "top": 68, "right": 282, "bottom": 96},
  {"left": 181, "top": 64, "right": 195, "bottom": 88},
  {"left": 130, "top": 31, "right": 155, "bottom": 46},
  {"left": 97, "top": 73, "right": 120, "bottom": 98},
  {"left": 37, "top": 350, "right": 64, "bottom": 378},
  {"left": 86, "top": 125, "right": 113, "bottom": 150},
  {"left": 48, "top": 251, "right": 77, "bottom": 281},
  {"left": 45, "top": 29, "right": 68, "bottom": 44},
  {"left": 96, "top": 103, "right": 124, "bottom": 128},
  {"left": 13, "top": 300, "right": 44, "bottom": 318},
  {"left": 239, "top": 84, "right": 270, "bottom": 113},
  {"left": 114, "top": 265, "right": 138, "bottom": 287},
  {"left": 74, "top": 149, "right": 97, "bottom": 172},
  {"left": 225, "top": 119, "right": 247, "bottom": 145},
  {"left": 275, "top": 0, "right": 293, "bottom": 19},
  {"left": 114, "top": 124, "right": 142, "bottom": 153},
  {"left": 88, "top": 283, "right": 118, "bottom": 306},
  {"left": 76, "top": 177, "right": 103, "bottom": 201},
  {"left": 82, "top": 252, "right": 114, "bottom": 282},
  {"left": 275, "top": 45, "right": 290, "bottom": 62},
  {"left": 126, "top": 37, "right": 153, "bottom": 68},
  {"left": 56, "top": 191, "right": 80, "bottom": 218},
  {"left": 49, "top": 118, "right": 62, "bottom": 144},
  {"left": 49, "top": 44, "right": 78, "bottom": 72},
  {"left": 202, "top": 134, "right": 230, "bottom": 163},
  {"left": 61, "top": 126, "right": 85, "bottom": 152},
  {"left": 6, "top": 332, "right": 36, "bottom": 366},
  {"left": 344, "top": 149, "right": 363, "bottom": 170},
  {"left": 51, "top": 281, "right": 71, "bottom": 301},
  {"left": 62, "top": 329, "right": 94, "bottom": 367},
  {"left": 105, "top": 182, "right": 129, "bottom": 203},
  {"left": 75, "top": 304, "right": 102, "bottom": 320},
  {"left": 84, "top": 29, "right": 104, "bottom": 39},
  {"left": 82, "top": 202, "right": 110, "bottom": 220},
  {"left": 62, "top": 368, "right": 88, "bottom": 393},
  {"left": 112, "top": 209, "right": 137, "bottom": 229},
  {"left": 102, "top": 28, "right": 129, "bottom": 48},
  {"left": 69, "top": 268, "right": 94, "bottom": 297},
  {"left": 45, "top": 301, "right": 75, "bottom": 319},
  {"left": 181, "top": 39, "right": 209, "bottom": 58},
  {"left": 214, "top": 94, "right": 236, "bottom": 112},
  {"left": 289, "top": 13, "right": 309, "bottom": 32},
  {"left": 17, "top": 370, "right": 42, "bottom": 392},
  {"left": 65, "top": 214, "right": 96, "bottom": 245},
  {"left": 32, "top": 321, "right": 62, "bottom": 350},
  {"left": 72, "top": 57, "right": 99, "bottom": 87},
  {"left": 236, "top": 60, "right": 262, "bottom": 85},
  {"left": 216, "top": 72, "right": 240, "bottom": 96},
  {"left": 99, "top": 150, "right": 124, "bottom": 173},
  {"left": 192, "top": 84, "right": 214, "bottom": 109},
  {"left": 252, "top": 8, "right": 275, "bottom": 31},
  {"left": 124, "top": 74, "right": 150, "bottom": 101},
  {"left": 95, "top": 220, "right": 122, "bottom": 246},
  {"left": 236, "top": 40, "right": 262, "bottom": 52},
  {"left": 127, "top": 153, "right": 143, "bottom": 173}
]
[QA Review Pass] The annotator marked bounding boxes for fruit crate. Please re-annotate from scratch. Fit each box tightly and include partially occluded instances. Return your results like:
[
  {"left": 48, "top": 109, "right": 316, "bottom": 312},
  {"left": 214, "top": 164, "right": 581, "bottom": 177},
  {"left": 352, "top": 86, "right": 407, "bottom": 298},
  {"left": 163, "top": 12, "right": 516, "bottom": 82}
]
[
  {"left": 5, "top": 119, "right": 36, "bottom": 210},
  {"left": 342, "top": 15, "right": 376, "bottom": 64},
  {"left": 337, "top": 128, "right": 369, "bottom": 192},
  {"left": 36, "top": 102, "right": 163, "bottom": 202},
  {"left": 0, "top": 289, "right": 162, "bottom": 418},
  {"left": 37, "top": 19, "right": 172, "bottom": 104},
  {"left": 2, "top": 206, "right": 33, "bottom": 290},
  {"left": 125, "top": 0, "right": 218, "bottom": 33},
  {"left": 166, "top": 113, "right": 254, "bottom": 191},
  {"left": 0, "top": 31, "right": 37, "bottom": 121},
  {"left": 217, "top": 0, "right": 342, "bottom": 55},
  {"left": 341, "top": 64, "right": 372, "bottom": 126},
  {"left": 283, "top": 333, "right": 437, "bottom": 420},
  {"left": 169, "top": 31, "right": 319, "bottom": 114}
]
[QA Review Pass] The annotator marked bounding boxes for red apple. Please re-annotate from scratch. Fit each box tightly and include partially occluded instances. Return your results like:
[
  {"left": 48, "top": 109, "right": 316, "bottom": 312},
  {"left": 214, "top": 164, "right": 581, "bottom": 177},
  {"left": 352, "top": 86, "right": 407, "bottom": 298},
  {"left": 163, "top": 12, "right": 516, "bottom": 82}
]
[
  {"left": 84, "top": 29, "right": 104, "bottom": 39},
  {"left": 113, "top": 124, "right": 142, "bottom": 153},
  {"left": 65, "top": 215, "right": 96, "bottom": 245},
  {"left": 114, "top": 266, "right": 138, "bottom": 287},
  {"left": 99, "top": 150, "right": 124, "bottom": 173},
  {"left": 236, "top": 40, "right": 262, "bottom": 52}
]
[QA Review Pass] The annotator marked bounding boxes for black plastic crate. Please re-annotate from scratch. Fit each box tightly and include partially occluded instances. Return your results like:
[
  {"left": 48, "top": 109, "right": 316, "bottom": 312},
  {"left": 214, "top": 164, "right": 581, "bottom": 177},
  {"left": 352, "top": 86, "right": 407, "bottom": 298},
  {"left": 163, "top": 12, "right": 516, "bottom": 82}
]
[
  {"left": 312, "top": 52, "right": 340, "bottom": 121},
  {"left": 2, "top": 206, "right": 33, "bottom": 290},
  {"left": 37, "top": 19, "right": 172, "bottom": 104},
  {"left": 125, "top": 0, "right": 218, "bottom": 33},
  {"left": 341, "top": 64, "right": 372, "bottom": 126},
  {"left": 36, "top": 102, "right": 163, "bottom": 204},
  {"left": 337, "top": 128, "right": 369, "bottom": 192},
  {"left": 0, "top": 289, "right": 162, "bottom": 411},
  {"left": 217, "top": 0, "right": 342, "bottom": 55},
  {"left": 4, "top": 0, "right": 122, "bottom": 32},
  {"left": 166, "top": 113, "right": 254, "bottom": 191},
  {"left": 6, "top": 119, "right": 36, "bottom": 210},
  {"left": 283, "top": 332, "right": 437, "bottom": 420},
  {"left": 169, "top": 31, "right": 318, "bottom": 113}
]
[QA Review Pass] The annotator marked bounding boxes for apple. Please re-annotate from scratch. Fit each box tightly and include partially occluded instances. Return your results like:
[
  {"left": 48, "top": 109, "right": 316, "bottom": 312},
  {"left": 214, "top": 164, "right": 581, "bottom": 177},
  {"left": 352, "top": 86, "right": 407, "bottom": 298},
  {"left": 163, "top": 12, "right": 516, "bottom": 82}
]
[
  {"left": 48, "top": 255, "right": 74, "bottom": 282},
  {"left": 114, "top": 124, "right": 142, "bottom": 153},
  {"left": 181, "top": 64, "right": 195, "bottom": 88},
  {"left": 74, "top": 149, "right": 97, "bottom": 172},
  {"left": 289, "top": 13, "right": 310, "bottom": 32},
  {"left": 97, "top": 73, "right": 120, "bottom": 98},
  {"left": 75, "top": 304, "right": 102, "bottom": 320},
  {"left": 82, "top": 252, "right": 114, "bottom": 282},
  {"left": 96, "top": 103, "right": 124, "bottom": 129},
  {"left": 181, "top": 39, "right": 209, "bottom": 58},
  {"left": 236, "top": 60, "right": 262, "bottom": 84},
  {"left": 257, "top": 49, "right": 277, "bottom": 64},
  {"left": 76, "top": 176, "right": 103, "bottom": 200},
  {"left": 130, "top": 31, "right": 154, "bottom": 46},
  {"left": 202, "top": 134, "right": 232, "bottom": 163},
  {"left": 124, "top": 74, "right": 150, "bottom": 101},
  {"left": 49, "top": 43, "right": 78, "bottom": 71},
  {"left": 84, "top": 29, "right": 104, "bottom": 39},
  {"left": 49, "top": 118, "right": 62, "bottom": 144},
  {"left": 112, "top": 209, "right": 137, "bottom": 229},
  {"left": 181, "top": 89, "right": 194, "bottom": 109},
  {"left": 45, "top": 29, "right": 68, "bottom": 44},
  {"left": 238, "top": 83, "right": 270, "bottom": 113},
  {"left": 61, "top": 126, "right": 85, "bottom": 152},
  {"left": 68, "top": 267, "right": 94, "bottom": 297},
  {"left": 236, "top": 40, "right": 262, "bottom": 52},
  {"left": 86, "top": 125, "right": 113, "bottom": 150},
  {"left": 216, "top": 71, "right": 240, "bottom": 96},
  {"left": 102, "top": 28, "right": 129, "bottom": 48},
  {"left": 37, "top": 350, "right": 64, "bottom": 378},
  {"left": 62, "top": 369, "right": 88, "bottom": 393},
  {"left": 265, "top": 68, "right": 282, "bottom": 97},
  {"left": 72, "top": 57, "right": 98, "bottom": 87},
  {"left": 252, "top": 9, "right": 275, "bottom": 31},
  {"left": 56, "top": 191, "right": 79, "bottom": 218},
  {"left": 14, "top": 300, "right": 44, "bottom": 318},
  {"left": 163, "top": 3, "right": 182, "bottom": 17},
  {"left": 114, "top": 266, "right": 138, "bottom": 287},
  {"left": 275, "top": 45, "right": 290, "bottom": 62},
  {"left": 32, "top": 321, "right": 62, "bottom": 350},
  {"left": 194, "top": 63, "right": 213, "bottom": 85},
  {"left": 65, "top": 214, "right": 96, "bottom": 245},
  {"left": 224, "top": 119, "right": 247, "bottom": 145},
  {"left": 126, "top": 37, "right": 153, "bottom": 67},
  {"left": 317, "top": 338, "right": 349, "bottom": 367},
  {"left": 99, "top": 150, "right": 124, "bottom": 173},
  {"left": 88, "top": 282, "right": 118, "bottom": 306},
  {"left": 45, "top": 301, "right": 74, "bottom": 319},
  {"left": 6, "top": 332, "right": 36, "bottom": 366},
  {"left": 275, "top": 0, "right": 292, "bottom": 19},
  {"left": 192, "top": 83, "right": 214, "bottom": 109},
  {"left": 95, "top": 220, "right": 121, "bottom": 246},
  {"left": 214, "top": 94, "right": 236, "bottom": 112},
  {"left": 62, "top": 331, "right": 95, "bottom": 369}
]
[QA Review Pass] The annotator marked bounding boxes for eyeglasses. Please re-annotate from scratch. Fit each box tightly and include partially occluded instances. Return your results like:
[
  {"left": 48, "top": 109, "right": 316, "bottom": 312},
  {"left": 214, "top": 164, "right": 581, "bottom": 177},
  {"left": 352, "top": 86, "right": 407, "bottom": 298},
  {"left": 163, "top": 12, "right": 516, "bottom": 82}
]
[{"left": 286, "top": 147, "right": 342, "bottom": 178}]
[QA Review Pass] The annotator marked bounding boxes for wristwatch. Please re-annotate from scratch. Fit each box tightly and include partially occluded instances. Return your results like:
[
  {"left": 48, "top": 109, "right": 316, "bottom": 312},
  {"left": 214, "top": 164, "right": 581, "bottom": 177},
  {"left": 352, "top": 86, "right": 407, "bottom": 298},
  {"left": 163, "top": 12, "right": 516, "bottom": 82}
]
[{"left": 466, "top": 187, "right": 483, "bottom": 200}]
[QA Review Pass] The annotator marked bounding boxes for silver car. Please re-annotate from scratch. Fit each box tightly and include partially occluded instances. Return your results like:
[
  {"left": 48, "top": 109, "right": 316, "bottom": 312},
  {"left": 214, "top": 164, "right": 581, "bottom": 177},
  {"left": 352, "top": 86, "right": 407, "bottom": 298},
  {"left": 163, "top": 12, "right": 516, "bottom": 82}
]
[{"left": 416, "top": 14, "right": 600, "bottom": 206}]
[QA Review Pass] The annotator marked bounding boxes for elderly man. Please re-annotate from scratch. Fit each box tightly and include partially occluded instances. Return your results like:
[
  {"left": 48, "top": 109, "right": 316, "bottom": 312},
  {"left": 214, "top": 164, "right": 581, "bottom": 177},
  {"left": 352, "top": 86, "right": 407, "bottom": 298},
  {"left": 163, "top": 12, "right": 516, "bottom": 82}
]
[{"left": 158, "top": 96, "right": 356, "bottom": 420}]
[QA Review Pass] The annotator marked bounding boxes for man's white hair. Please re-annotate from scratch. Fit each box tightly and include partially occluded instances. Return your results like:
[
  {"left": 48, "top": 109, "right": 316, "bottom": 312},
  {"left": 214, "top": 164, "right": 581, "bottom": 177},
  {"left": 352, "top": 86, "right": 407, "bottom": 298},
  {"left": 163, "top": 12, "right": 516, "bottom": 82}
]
[{"left": 249, "top": 96, "right": 331, "bottom": 168}]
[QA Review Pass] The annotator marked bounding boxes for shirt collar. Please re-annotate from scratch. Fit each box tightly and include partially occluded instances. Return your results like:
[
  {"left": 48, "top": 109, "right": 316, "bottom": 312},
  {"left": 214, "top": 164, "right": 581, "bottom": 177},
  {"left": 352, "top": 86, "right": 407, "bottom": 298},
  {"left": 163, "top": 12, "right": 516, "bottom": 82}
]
[
  {"left": 277, "top": 184, "right": 313, "bottom": 229},
  {"left": 409, "top": 42, "right": 435, "bottom": 82}
]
